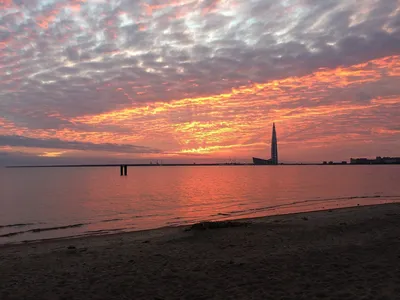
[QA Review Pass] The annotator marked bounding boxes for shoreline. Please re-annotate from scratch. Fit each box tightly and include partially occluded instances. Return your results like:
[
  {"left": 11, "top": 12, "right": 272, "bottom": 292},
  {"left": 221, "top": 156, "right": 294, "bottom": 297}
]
[
  {"left": 0, "top": 196, "right": 400, "bottom": 251},
  {"left": 1, "top": 203, "right": 400, "bottom": 299},
  {"left": 1, "top": 200, "right": 399, "bottom": 248},
  {"left": 6, "top": 163, "right": 400, "bottom": 168}
]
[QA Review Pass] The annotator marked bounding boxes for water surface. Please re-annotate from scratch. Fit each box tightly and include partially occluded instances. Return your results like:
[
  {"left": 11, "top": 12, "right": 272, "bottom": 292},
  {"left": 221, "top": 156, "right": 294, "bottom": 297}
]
[{"left": 1, "top": 165, "right": 399, "bottom": 244}]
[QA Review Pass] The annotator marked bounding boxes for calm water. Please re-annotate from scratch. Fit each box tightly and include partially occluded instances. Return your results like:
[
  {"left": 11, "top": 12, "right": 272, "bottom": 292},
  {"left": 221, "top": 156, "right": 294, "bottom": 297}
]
[{"left": 1, "top": 165, "right": 399, "bottom": 244}]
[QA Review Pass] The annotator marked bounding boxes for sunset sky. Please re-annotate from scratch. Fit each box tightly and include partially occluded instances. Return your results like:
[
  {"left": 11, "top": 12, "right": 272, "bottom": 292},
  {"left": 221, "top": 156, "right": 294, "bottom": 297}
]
[{"left": 1, "top": 0, "right": 399, "bottom": 165}]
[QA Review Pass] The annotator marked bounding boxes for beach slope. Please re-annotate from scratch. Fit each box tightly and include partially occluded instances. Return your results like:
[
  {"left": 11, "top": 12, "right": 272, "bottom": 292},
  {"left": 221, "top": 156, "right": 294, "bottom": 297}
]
[{"left": 1, "top": 203, "right": 400, "bottom": 300}]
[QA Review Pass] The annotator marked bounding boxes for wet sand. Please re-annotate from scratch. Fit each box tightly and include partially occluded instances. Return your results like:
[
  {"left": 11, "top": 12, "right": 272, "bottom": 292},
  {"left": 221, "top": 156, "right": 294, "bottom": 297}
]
[{"left": 1, "top": 203, "right": 400, "bottom": 300}]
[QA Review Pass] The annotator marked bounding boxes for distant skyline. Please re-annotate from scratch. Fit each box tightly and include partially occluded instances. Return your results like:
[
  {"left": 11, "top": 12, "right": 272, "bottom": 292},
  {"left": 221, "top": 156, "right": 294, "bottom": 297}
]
[{"left": 1, "top": 0, "right": 400, "bottom": 165}]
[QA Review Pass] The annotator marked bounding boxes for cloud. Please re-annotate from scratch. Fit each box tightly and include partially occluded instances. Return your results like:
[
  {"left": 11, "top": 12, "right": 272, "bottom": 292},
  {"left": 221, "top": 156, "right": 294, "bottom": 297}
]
[
  {"left": 0, "top": 135, "right": 160, "bottom": 154},
  {"left": 0, "top": 0, "right": 399, "bottom": 162}
]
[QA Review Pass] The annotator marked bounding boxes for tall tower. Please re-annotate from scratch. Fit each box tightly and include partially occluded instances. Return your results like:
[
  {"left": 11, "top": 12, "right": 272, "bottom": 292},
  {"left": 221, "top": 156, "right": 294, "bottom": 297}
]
[{"left": 271, "top": 123, "right": 278, "bottom": 165}]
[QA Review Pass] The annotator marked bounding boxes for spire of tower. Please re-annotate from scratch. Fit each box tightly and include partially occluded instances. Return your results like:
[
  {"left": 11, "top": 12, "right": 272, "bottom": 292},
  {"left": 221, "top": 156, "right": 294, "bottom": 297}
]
[{"left": 271, "top": 123, "right": 278, "bottom": 165}]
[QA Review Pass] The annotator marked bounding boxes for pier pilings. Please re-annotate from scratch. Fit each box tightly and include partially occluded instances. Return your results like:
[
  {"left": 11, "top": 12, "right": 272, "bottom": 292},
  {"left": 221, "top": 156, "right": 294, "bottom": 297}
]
[{"left": 120, "top": 165, "right": 128, "bottom": 176}]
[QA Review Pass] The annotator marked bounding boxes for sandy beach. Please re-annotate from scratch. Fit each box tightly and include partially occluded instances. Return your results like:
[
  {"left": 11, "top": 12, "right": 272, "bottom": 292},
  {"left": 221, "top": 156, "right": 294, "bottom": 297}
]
[{"left": 1, "top": 203, "right": 400, "bottom": 300}]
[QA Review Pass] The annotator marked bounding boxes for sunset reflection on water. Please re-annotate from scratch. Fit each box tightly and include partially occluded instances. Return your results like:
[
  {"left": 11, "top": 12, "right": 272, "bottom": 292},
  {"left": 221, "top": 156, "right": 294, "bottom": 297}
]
[{"left": 1, "top": 165, "right": 400, "bottom": 243}]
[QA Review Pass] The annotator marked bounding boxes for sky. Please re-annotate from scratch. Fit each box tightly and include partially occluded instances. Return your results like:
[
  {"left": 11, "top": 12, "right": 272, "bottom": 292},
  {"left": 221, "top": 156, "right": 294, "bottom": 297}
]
[{"left": 0, "top": 0, "right": 399, "bottom": 165}]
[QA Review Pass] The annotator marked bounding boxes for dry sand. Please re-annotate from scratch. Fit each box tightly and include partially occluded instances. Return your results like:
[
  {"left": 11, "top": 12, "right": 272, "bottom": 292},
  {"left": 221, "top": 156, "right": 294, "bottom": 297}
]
[{"left": 1, "top": 203, "right": 400, "bottom": 300}]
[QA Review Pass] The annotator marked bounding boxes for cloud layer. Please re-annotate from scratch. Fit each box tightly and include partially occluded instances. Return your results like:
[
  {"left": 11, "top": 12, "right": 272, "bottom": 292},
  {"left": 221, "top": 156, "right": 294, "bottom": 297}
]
[
  {"left": 0, "top": 135, "right": 159, "bottom": 153},
  {"left": 1, "top": 0, "right": 399, "bottom": 163}
]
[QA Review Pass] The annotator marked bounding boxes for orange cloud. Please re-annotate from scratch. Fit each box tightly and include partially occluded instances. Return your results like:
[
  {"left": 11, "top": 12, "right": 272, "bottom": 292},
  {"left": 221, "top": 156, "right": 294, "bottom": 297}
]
[
  {"left": 35, "top": 0, "right": 86, "bottom": 29},
  {"left": 39, "top": 151, "right": 67, "bottom": 157},
  {"left": 2, "top": 55, "right": 399, "bottom": 160},
  {"left": 68, "top": 0, "right": 86, "bottom": 12},
  {"left": 142, "top": 1, "right": 185, "bottom": 16},
  {"left": 72, "top": 55, "right": 399, "bottom": 122},
  {"left": 0, "top": 35, "right": 11, "bottom": 49},
  {"left": 0, "top": 0, "right": 13, "bottom": 9},
  {"left": 64, "top": 55, "right": 399, "bottom": 156},
  {"left": 36, "top": 9, "right": 60, "bottom": 29}
]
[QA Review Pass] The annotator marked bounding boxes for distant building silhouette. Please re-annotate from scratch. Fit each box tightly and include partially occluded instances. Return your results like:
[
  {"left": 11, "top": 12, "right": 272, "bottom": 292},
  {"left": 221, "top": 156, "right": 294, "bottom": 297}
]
[
  {"left": 321, "top": 160, "right": 348, "bottom": 165},
  {"left": 253, "top": 123, "right": 279, "bottom": 165},
  {"left": 350, "top": 157, "right": 400, "bottom": 164},
  {"left": 271, "top": 123, "right": 278, "bottom": 165}
]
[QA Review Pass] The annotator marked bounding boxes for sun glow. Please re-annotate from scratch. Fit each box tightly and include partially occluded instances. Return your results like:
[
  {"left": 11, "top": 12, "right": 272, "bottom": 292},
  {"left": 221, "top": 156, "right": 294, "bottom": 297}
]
[{"left": 2, "top": 55, "right": 400, "bottom": 160}]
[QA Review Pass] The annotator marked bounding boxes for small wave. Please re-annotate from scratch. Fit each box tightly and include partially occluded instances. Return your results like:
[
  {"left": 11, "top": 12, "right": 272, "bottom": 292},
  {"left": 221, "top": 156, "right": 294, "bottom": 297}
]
[
  {"left": 0, "top": 223, "right": 36, "bottom": 229},
  {"left": 85, "top": 228, "right": 127, "bottom": 234},
  {"left": 30, "top": 223, "right": 86, "bottom": 233},
  {"left": 100, "top": 218, "right": 123, "bottom": 223},
  {"left": 213, "top": 195, "right": 400, "bottom": 219},
  {"left": 166, "top": 220, "right": 193, "bottom": 226},
  {"left": 131, "top": 213, "right": 173, "bottom": 219},
  {"left": 0, "top": 223, "right": 88, "bottom": 239},
  {"left": 210, "top": 213, "right": 232, "bottom": 217},
  {"left": 0, "top": 231, "right": 26, "bottom": 238}
]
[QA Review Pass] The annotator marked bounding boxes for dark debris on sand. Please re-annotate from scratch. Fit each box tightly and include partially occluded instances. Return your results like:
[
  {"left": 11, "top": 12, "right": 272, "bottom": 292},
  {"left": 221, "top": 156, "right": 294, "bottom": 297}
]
[{"left": 187, "top": 221, "right": 250, "bottom": 231}]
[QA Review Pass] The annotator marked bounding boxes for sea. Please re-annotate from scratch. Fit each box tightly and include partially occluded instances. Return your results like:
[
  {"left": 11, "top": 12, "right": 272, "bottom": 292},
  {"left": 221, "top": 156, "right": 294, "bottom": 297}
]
[{"left": 1, "top": 165, "right": 399, "bottom": 244}]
